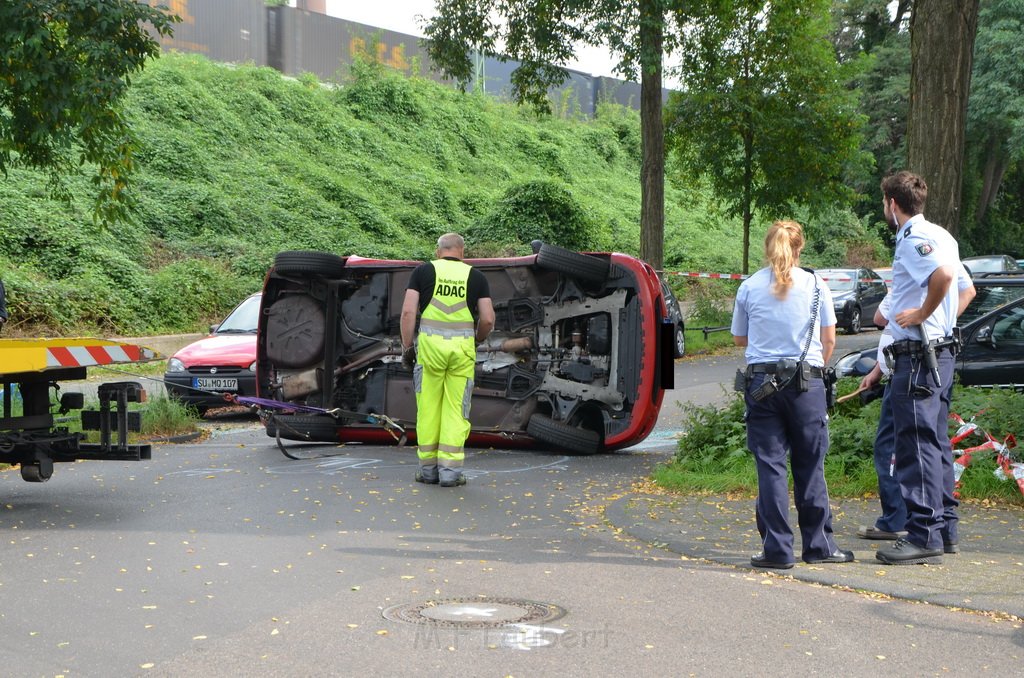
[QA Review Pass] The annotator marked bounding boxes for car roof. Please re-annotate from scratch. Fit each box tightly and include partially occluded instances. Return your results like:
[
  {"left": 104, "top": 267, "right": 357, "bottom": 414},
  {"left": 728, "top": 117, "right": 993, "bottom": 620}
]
[
  {"left": 972, "top": 273, "right": 1024, "bottom": 284},
  {"left": 963, "top": 254, "right": 1015, "bottom": 261}
]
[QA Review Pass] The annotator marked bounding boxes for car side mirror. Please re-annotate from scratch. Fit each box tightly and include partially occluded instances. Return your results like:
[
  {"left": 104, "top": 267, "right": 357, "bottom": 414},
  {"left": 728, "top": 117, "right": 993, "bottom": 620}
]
[
  {"left": 975, "top": 325, "right": 997, "bottom": 348},
  {"left": 209, "top": 323, "right": 220, "bottom": 334}
]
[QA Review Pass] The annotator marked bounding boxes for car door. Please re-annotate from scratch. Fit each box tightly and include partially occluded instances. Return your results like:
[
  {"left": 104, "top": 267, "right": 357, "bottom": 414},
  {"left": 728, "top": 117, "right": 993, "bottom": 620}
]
[
  {"left": 957, "top": 298, "right": 1024, "bottom": 388},
  {"left": 859, "top": 268, "right": 885, "bottom": 322}
]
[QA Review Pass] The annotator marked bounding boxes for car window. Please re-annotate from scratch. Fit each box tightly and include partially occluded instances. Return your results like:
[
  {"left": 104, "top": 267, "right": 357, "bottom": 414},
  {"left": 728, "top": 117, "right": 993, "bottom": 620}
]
[
  {"left": 964, "top": 257, "right": 1006, "bottom": 274},
  {"left": 217, "top": 295, "right": 261, "bottom": 333},
  {"left": 992, "top": 304, "right": 1024, "bottom": 343},
  {"left": 958, "top": 286, "right": 1024, "bottom": 326},
  {"left": 821, "top": 271, "right": 854, "bottom": 292},
  {"left": 865, "top": 269, "right": 882, "bottom": 282}
]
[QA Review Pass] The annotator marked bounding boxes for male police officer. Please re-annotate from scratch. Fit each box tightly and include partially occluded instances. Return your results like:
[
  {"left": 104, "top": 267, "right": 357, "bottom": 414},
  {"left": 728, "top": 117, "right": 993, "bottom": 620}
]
[
  {"left": 400, "top": 233, "right": 494, "bottom": 487},
  {"left": 868, "top": 171, "right": 965, "bottom": 565}
]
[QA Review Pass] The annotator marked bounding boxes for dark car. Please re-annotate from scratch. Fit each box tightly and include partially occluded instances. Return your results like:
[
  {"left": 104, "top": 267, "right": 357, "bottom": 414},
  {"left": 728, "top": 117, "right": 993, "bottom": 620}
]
[
  {"left": 818, "top": 267, "right": 888, "bottom": 334},
  {"left": 164, "top": 293, "right": 260, "bottom": 414},
  {"left": 962, "top": 255, "right": 1022, "bottom": 277},
  {"left": 660, "top": 277, "right": 685, "bottom": 358},
  {"left": 255, "top": 244, "right": 675, "bottom": 455},
  {"left": 833, "top": 276, "right": 1024, "bottom": 390}
]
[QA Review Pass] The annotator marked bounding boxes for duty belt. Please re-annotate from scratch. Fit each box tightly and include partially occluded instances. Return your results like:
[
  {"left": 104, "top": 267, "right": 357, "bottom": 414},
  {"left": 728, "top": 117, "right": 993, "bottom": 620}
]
[
  {"left": 885, "top": 337, "right": 959, "bottom": 358},
  {"left": 747, "top": 363, "right": 823, "bottom": 379}
]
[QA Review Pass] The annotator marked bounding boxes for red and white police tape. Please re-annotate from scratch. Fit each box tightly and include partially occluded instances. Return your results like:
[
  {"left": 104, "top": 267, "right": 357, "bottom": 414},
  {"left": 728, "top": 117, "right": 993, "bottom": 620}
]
[
  {"left": 660, "top": 269, "right": 894, "bottom": 284},
  {"left": 949, "top": 411, "right": 1023, "bottom": 499}
]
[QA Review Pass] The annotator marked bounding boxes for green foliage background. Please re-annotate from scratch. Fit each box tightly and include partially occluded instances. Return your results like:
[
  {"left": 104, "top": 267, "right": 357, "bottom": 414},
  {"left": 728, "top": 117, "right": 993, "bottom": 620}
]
[
  {"left": 0, "top": 53, "right": 883, "bottom": 335},
  {"left": 656, "top": 379, "right": 1024, "bottom": 505}
]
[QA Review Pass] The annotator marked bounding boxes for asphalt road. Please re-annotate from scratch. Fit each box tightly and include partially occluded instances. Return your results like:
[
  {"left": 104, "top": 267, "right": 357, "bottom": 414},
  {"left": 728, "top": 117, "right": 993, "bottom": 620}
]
[{"left": 7, "top": 331, "right": 1020, "bottom": 677}]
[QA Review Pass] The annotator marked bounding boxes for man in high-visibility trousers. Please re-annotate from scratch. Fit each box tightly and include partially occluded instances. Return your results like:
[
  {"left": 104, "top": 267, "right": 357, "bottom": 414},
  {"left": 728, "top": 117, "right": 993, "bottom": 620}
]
[{"left": 400, "top": 233, "right": 494, "bottom": 487}]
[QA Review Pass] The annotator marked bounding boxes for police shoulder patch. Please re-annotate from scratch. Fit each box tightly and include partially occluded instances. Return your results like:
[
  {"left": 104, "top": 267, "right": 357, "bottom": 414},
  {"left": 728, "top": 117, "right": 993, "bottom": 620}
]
[{"left": 916, "top": 242, "right": 934, "bottom": 257}]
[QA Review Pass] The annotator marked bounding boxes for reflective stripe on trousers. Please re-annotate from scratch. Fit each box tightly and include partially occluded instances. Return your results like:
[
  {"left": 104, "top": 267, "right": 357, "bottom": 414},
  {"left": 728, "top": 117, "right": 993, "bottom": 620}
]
[{"left": 414, "top": 332, "right": 475, "bottom": 469}]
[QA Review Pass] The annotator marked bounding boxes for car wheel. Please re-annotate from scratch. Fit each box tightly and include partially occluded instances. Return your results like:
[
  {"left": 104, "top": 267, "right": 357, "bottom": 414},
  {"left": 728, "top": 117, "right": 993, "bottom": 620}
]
[
  {"left": 674, "top": 324, "right": 685, "bottom": 358},
  {"left": 274, "top": 251, "right": 347, "bottom": 278},
  {"left": 847, "top": 307, "right": 862, "bottom": 334},
  {"left": 526, "top": 413, "right": 602, "bottom": 455},
  {"left": 265, "top": 413, "right": 339, "bottom": 442},
  {"left": 536, "top": 243, "right": 610, "bottom": 284},
  {"left": 265, "top": 294, "right": 326, "bottom": 368}
]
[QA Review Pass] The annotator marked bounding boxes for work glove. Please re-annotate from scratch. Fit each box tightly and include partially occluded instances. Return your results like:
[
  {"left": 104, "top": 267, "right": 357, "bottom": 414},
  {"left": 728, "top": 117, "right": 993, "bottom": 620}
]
[{"left": 401, "top": 345, "right": 416, "bottom": 370}]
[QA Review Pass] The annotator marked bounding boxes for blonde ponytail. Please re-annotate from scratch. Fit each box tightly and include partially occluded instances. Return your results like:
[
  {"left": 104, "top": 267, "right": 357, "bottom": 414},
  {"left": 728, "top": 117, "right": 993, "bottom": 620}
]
[{"left": 764, "top": 220, "right": 805, "bottom": 299}]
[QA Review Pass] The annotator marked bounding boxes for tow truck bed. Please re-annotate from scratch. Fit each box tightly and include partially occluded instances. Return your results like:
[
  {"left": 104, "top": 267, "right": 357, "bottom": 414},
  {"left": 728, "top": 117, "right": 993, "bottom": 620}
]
[{"left": 1, "top": 338, "right": 158, "bottom": 482}]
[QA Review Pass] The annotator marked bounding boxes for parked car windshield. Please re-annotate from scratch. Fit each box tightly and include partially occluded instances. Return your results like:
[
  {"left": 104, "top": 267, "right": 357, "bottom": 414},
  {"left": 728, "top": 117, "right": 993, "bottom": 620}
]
[
  {"left": 957, "top": 285, "right": 1024, "bottom": 326},
  {"left": 818, "top": 269, "right": 856, "bottom": 292},
  {"left": 963, "top": 255, "right": 1021, "bottom": 274},
  {"left": 216, "top": 294, "right": 262, "bottom": 333}
]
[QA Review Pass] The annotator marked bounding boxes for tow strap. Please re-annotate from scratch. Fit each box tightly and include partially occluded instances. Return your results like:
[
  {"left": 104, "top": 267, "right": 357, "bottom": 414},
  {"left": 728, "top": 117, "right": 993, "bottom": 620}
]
[{"left": 225, "top": 394, "right": 408, "bottom": 460}]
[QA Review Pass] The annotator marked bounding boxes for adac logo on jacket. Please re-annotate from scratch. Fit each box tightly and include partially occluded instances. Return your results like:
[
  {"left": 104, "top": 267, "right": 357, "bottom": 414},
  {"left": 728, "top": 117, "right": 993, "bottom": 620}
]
[{"left": 434, "top": 278, "right": 467, "bottom": 298}]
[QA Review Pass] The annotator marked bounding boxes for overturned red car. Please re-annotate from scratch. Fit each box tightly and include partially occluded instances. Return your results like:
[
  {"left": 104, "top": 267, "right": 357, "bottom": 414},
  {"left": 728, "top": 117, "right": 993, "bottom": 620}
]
[{"left": 255, "top": 243, "right": 675, "bottom": 454}]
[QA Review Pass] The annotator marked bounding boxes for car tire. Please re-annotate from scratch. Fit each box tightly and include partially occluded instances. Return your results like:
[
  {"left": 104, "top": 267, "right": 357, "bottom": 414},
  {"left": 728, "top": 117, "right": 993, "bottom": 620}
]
[
  {"left": 264, "top": 294, "right": 326, "bottom": 368},
  {"left": 536, "top": 243, "right": 610, "bottom": 284},
  {"left": 274, "top": 251, "right": 347, "bottom": 278},
  {"left": 526, "top": 413, "right": 602, "bottom": 455},
  {"left": 265, "top": 413, "right": 339, "bottom": 442},
  {"left": 847, "top": 307, "right": 862, "bottom": 334},
  {"left": 674, "top": 324, "right": 685, "bottom": 358}
]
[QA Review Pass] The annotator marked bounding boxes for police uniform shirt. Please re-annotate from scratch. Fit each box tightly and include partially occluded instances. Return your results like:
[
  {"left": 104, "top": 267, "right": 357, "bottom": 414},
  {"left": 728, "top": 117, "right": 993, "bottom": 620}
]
[
  {"left": 876, "top": 292, "right": 894, "bottom": 375},
  {"left": 731, "top": 267, "right": 836, "bottom": 367},
  {"left": 407, "top": 257, "right": 491, "bottom": 317},
  {"left": 889, "top": 215, "right": 961, "bottom": 343}
]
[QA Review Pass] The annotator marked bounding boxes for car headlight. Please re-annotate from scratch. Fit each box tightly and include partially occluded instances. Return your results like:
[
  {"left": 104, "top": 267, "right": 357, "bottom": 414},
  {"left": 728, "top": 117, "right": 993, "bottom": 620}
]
[
  {"left": 834, "top": 351, "right": 875, "bottom": 377},
  {"left": 834, "top": 352, "right": 861, "bottom": 377},
  {"left": 167, "top": 357, "right": 186, "bottom": 373},
  {"left": 248, "top": 361, "right": 257, "bottom": 373}
]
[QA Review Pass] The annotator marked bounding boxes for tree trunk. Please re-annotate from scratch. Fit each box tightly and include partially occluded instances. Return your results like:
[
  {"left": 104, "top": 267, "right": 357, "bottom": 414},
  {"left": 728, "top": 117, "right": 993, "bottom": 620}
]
[
  {"left": 975, "top": 139, "right": 1007, "bottom": 225},
  {"left": 639, "top": 0, "right": 665, "bottom": 270},
  {"left": 742, "top": 121, "right": 753, "bottom": 275},
  {"left": 907, "top": 0, "right": 980, "bottom": 236}
]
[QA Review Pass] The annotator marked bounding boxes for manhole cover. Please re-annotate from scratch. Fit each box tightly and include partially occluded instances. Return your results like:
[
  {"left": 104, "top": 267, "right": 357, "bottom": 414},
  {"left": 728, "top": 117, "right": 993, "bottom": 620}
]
[{"left": 382, "top": 597, "right": 566, "bottom": 629}]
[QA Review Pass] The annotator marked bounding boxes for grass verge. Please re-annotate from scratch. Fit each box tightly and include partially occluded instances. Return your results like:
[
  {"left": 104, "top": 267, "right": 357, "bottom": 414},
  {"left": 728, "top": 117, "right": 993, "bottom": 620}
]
[{"left": 656, "top": 380, "right": 1024, "bottom": 507}]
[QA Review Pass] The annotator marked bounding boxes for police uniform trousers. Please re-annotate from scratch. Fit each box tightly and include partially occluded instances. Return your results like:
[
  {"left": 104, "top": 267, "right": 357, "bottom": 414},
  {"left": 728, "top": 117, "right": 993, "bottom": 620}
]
[
  {"left": 872, "top": 385, "right": 907, "bottom": 532},
  {"left": 413, "top": 333, "right": 476, "bottom": 474},
  {"left": 745, "top": 374, "right": 838, "bottom": 563},
  {"left": 888, "top": 350, "right": 956, "bottom": 550}
]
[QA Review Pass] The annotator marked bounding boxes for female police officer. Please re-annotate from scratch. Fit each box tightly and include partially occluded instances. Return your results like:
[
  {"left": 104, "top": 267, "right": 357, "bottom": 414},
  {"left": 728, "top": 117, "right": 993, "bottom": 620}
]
[{"left": 731, "top": 220, "right": 854, "bottom": 569}]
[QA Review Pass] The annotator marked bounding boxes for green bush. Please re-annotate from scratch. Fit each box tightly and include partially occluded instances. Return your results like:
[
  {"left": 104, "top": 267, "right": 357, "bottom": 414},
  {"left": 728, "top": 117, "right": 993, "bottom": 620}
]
[
  {"left": 658, "top": 382, "right": 1024, "bottom": 504},
  {"left": 469, "top": 179, "right": 598, "bottom": 251}
]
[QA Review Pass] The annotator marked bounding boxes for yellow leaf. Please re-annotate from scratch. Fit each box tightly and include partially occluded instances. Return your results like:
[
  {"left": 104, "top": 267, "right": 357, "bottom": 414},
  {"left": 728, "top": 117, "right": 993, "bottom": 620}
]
[{"left": 376, "top": 630, "right": 388, "bottom": 636}]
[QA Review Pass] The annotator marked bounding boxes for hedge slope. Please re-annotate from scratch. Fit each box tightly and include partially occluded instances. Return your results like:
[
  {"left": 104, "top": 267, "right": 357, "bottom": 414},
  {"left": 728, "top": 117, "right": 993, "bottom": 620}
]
[{"left": 0, "top": 53, "right": 755, "bottom": 334}]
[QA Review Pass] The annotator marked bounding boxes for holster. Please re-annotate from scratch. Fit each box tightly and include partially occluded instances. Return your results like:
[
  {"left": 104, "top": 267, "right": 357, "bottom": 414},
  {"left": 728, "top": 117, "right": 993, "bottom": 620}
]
[
  {"left": 734, "top": 368, "right": 748, "bottom": 392},
  {"left": 824, "top": 366, "right": 838, "bottom": 408}
]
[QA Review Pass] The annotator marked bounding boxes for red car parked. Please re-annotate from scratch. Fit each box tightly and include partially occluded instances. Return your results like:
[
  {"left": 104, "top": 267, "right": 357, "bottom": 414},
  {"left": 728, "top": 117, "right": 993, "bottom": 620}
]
[
  {"left": 256, "top": 243, "right": 676, "bottom": 454},
  {"left": 164, "top": 293, "right": 260, "bottom": 414}
]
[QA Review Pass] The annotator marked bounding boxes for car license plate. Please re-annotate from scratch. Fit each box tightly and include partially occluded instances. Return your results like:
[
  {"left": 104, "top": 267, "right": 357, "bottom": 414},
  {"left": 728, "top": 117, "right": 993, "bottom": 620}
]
[{"left": 193, "top": 377, "right": 238, "bottom": 391}]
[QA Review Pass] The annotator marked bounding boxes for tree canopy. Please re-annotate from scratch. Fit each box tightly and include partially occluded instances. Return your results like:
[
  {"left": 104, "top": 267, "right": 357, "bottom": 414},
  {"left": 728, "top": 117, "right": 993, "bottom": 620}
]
[
  {"left": 0, "top": 0, "right": 177, "bottom": 224},
  {"left": 666, "top": 0, "right": 868, "bottom": 273},
  {"left": 423, "top": 0, "right": 684, "bottom": 269}
]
